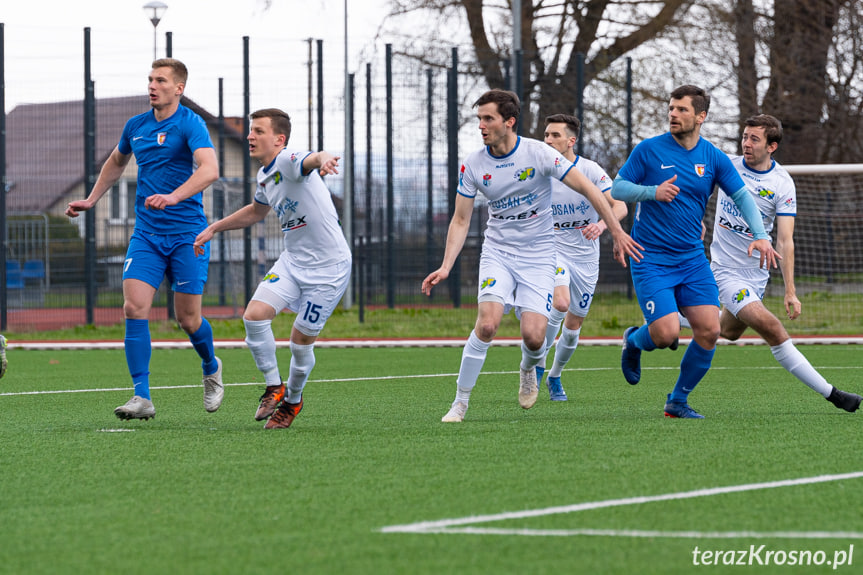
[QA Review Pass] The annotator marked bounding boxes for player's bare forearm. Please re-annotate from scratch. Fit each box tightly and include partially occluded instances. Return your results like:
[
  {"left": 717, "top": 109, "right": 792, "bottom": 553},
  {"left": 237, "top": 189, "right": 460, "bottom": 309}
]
[
  {"left": 146, "top": 148, "right": 219, "bottom": 210},
  {"left": 193, "top": 204, "right": 266, "bottom": 256},
  {"left": 422, "top": 200, "right": 471, "bottom": 295},
  {"left": 303, "top": 151, "right": 340, "bottom": 176},
  {"left": 67, "top": 147, "right": 129, "bottom": 216}
]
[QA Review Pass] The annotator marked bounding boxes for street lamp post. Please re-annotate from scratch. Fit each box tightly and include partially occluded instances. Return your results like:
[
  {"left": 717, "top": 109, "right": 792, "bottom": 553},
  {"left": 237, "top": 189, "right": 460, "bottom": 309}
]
[{"left": 142, "top": 1, "right": 168, "bottom": 61}]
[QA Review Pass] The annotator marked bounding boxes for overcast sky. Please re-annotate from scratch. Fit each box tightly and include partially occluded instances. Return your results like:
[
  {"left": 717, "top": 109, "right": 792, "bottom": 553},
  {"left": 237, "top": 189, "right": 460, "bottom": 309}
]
[{"left": 2, "top": 0, "right": 390, "bottom": 117}]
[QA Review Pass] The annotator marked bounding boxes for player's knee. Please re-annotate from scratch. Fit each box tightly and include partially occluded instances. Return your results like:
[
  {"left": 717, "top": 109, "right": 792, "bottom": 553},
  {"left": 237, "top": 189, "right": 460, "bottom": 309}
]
[
  {"left": 720, "top": 327, "right": 742, "bottom": 341},
  {"left": 552, "top": 296, "right": 569, "bottom": 313},
  {"left": 474, "top": 322, "right": 498, "bottom": 341},
  {"left": 123, "top": 299, "right": 148, "bottom": 319},
  {"left": 176, "top": 315, "right": 201, "bottom": 334},
  {"left": 523, "top": 333, "right": 545, "bottom": 351}
]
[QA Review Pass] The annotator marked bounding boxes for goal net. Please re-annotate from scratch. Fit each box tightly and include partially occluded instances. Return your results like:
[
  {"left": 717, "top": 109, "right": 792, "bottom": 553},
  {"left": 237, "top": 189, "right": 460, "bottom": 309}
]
[{"left": 705, "top": 164, "right": 863, "bottom": 336}]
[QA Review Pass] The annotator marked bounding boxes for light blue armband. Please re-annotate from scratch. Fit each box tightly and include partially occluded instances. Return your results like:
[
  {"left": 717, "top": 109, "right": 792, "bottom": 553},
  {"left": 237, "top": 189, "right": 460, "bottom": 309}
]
[
  {"left": 611, "top": 176, "right": 657, "bottom": 202},
  {"left": 729, "top": 186, "right": 769, "bottom": 240}
]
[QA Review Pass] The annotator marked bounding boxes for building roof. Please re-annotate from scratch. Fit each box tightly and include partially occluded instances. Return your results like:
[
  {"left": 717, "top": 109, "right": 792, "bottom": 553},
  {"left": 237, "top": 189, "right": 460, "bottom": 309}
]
[{"left": 4, "top": 95, "right": 245, "bottom": 214}]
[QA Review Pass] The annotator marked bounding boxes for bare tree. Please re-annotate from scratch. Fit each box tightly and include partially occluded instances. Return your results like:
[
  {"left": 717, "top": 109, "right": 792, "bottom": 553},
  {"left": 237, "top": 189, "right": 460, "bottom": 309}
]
[{"left": 383, "top": 0, "right": 694, "bottom": 137}]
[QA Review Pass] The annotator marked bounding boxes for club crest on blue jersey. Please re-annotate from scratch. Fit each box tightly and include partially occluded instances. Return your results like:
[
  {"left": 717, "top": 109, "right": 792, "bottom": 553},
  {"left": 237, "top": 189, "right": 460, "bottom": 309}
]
[
  {"left": 263, "top": 273, "right": 280, "bottom": 283},
  {"left": 480, "top": 277, "right": 497, "bottom": 289},
  {"left": 482, "top": 173, "right": 491, "bottom": 187},
  {"left": 157, "top": 132, "right": 167, "bottom": 145},
  {"left": 694, "top": 164, "right": 705, "bottom": 177},
  {"left": 733, "top": 288, "right": 750, "bottom": 303},
  {"left": 514, "top": 167, "right": 535, "bottom": 181}
]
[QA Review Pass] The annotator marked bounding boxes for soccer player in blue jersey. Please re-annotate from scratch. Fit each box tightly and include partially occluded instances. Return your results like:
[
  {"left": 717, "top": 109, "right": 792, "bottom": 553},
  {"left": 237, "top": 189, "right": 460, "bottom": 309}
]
[
  {"left": 65, "top": 59, "right": 221, "bottom": 420},
  {"left": 710, "top": 114, "right": 860, "bottom": 412},
  {"left": 422, "top": 89, "right": 642, "bottom": 423},
  {"left": 612, "top": 85, "right": 779, "bottom": 419}
]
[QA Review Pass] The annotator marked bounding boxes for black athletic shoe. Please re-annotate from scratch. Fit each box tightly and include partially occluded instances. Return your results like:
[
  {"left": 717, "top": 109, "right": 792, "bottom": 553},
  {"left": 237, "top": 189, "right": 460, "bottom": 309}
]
[{"left": 827, "top": 388, "right": 862, "bottom": 413}]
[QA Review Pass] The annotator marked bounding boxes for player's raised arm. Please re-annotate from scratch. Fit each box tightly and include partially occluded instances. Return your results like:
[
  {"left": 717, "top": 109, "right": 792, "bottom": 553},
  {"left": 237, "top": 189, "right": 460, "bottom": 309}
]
[{"left": 302, "top": 151, "right": 341, "bottom": 177}]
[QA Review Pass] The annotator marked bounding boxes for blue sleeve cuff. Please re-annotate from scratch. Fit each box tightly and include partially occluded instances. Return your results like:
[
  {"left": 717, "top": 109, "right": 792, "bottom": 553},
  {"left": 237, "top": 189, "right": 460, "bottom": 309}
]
[
  {"left": 729, "top": 186, "right": 769, "bottom": 240},
  {"left": 612, "top": 176, "right": 656, "bottom": 202}
]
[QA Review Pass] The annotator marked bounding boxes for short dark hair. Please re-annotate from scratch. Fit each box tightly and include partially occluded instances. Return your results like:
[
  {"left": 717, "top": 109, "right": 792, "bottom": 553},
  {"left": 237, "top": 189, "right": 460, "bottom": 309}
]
[
  {"left": 744, "top": 114, "right": 783, "bottom": 147},
  {"left": 250, "top": 108, "right": 293, "bottom": 142},
  {"left": 544, "top": 113, "right": 581, "bottom": 139},
  {"left": 670, "top": 85, "right": 710, "bottom": 115},
  {"left": 473, "top": 89, "right": 520, "bottom": 124},
  {"left": 151, "top": 58, "right": 188, "bottom": 85}
]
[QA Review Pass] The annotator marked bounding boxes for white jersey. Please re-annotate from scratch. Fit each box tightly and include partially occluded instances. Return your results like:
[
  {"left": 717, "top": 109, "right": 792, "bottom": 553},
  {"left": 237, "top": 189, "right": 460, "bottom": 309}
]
[
  {"left": 254, "top": 148, "right": 352, "bottom": 268},
  {"left": 710, "top": 156, "right": 796, "bottom": 272},
  {"left": 551, "top": 155, "right": 612, "bottom": 262},
  {"left": 458, "top": 136, "right": 574, "bottom": 258}
]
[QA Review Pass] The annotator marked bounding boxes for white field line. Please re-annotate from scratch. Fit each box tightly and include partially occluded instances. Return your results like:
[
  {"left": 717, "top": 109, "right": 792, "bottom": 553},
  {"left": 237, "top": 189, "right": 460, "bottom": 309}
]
[
  {"left": 1, "top": 365, "right": 859, "bottom": 398},
  {"left": 380, "top": 471, "right": 863, "bottom": 539},
  {"left": 411, "top": 527, "right": 863, "bottom": 539}
]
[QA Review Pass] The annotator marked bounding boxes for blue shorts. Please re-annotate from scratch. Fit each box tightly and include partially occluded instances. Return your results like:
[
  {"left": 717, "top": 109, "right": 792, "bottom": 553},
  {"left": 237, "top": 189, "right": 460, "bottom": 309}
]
[
  {"left": 123, "top": 229, "right": 209, "bottom": 294},
  {"left": 630, "top": 256, "right": 718, "bottom": 324}
]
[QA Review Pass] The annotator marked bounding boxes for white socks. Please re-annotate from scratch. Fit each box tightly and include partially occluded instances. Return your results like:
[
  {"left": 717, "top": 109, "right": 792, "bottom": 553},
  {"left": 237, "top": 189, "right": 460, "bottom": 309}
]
[
  {"left": 771, "top": 339, "right": 832, "bottom": 397},
  {"left": 455, "top": 331, "right": 491, "bottom": 402},
  {"left": 520, "top": 341, "right": 545, "bottom": 371},
  {"left": 287, "top": 341, "right": 316, "bottom": 403},
  {"left": 549, "top": 326, "right": 580, "bottom": 378},
  {"left": 542, "top": 308, "right": 567, "bottom": 362},
  {"left": 244, "top": 319, "right": 281, "bottom": 387}
]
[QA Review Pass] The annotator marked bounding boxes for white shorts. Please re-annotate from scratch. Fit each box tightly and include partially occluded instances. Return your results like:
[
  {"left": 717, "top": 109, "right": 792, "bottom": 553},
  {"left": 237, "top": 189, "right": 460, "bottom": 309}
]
[
  {"left": 480, "top": 246, "right": 554, "bottom": 317},
  {"left": 251, "top": 252, "right": 352, "bottom": 336},
  {"left": 554, "top": 257, "right": 599, "bottom": 318},
  {"left": 711, "top": 262, "right": 766, "bottom": 318}
]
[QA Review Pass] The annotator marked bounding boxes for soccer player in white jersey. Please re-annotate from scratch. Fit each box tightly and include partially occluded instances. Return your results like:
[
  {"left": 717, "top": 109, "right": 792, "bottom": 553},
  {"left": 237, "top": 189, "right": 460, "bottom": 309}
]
[
  {"left": 194, "top": 108, "right": 352, "bottom": 429},
  {"left": 422, "top": 89, "right": 642, "bottom": 422},
  {"left": 710, "top": 114, "right": 861, "bottom": 412},
  {"left": 535, "top": 114, "right": 628, "bottom": 401}
]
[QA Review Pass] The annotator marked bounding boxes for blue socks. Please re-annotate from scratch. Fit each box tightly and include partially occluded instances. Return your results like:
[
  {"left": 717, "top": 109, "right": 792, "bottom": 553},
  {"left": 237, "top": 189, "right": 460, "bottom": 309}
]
[
  {"left": 190, "top": 318, "right": 219, "bottom": 375},
  {"left": 629, "top": 324, "right": 657, "bottom": 352},
  {"left": 125, "top": 318, "right": 151, "bottom": 400},
  {"left": 669, "top": 339, "right": 715, "bottom": 404}
]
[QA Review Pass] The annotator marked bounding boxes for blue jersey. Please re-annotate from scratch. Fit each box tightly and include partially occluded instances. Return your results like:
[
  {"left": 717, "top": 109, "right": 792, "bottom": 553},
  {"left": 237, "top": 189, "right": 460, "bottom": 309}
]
[
  {"left": 618, "top": 132, "right": 744, "bottom": 265},
  {"left": 118, "top": 104, "right": 214, "bottom": 234}
]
